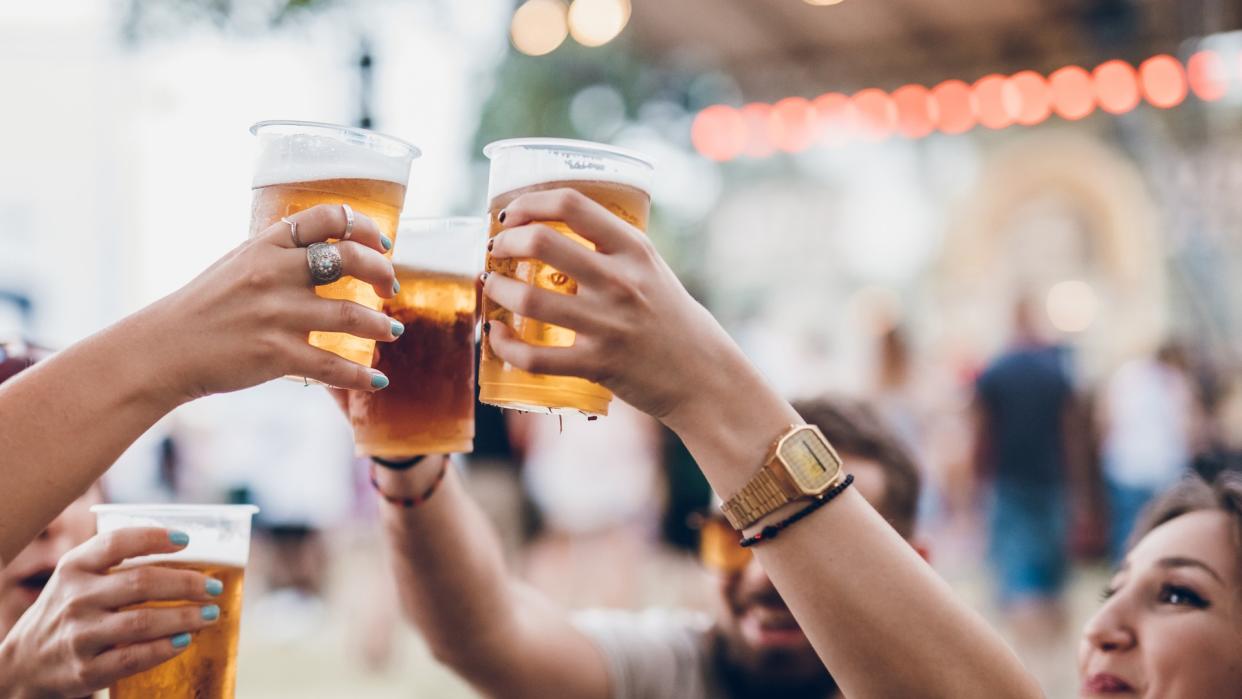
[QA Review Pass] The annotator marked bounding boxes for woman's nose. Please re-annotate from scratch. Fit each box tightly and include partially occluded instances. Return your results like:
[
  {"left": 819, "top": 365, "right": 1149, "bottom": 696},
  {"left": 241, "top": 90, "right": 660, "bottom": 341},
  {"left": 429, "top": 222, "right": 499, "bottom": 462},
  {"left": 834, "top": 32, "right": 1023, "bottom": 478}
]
[{"left": 1083, "top": 610, "right": 1137, "bottom": 652}]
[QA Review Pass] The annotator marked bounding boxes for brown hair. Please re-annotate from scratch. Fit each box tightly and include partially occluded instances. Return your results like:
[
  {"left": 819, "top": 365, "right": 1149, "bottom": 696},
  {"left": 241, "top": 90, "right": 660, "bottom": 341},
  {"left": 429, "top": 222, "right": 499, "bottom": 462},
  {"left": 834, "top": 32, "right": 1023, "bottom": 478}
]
[
  {"left": 792, "top": 397, "right": 922, "bottom": 538},
  {"left": 1130, "top": 471, "right": 1242, "bottom": 558}
]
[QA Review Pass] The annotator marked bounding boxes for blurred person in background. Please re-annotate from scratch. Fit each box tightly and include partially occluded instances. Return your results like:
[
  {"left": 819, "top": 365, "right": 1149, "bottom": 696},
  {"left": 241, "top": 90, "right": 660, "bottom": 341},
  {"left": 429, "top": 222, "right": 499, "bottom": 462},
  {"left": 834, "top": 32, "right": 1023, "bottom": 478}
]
[
  {"left": 1098, "top": 341, "right": 1200, "bottom": 562},
  {"left": 509, "top": 401, "right": 664, "bottom": 609},
  {"left": 0, "top": 351, "right": 224, "bottom": 698},
  {"left": 973, "top": 297, "right": 1083, "bottom": 642},
  {"left": 365, "top": 391, "right": 924, "bottom": 699}
]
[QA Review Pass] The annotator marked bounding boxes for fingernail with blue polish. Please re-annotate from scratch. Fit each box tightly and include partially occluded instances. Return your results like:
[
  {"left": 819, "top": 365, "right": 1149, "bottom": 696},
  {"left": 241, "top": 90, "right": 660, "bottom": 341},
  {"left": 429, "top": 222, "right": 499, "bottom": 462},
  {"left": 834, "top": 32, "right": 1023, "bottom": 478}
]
[
  {"left": 371, "top": 372, "right": 390, "bottom": 389},
  {"left": 201, "top": 605, "right": 220, "bottom": 622},
  {"left": 171, "top": 633, "right": 192, "bottom": 649},
  {"left": 206, "top": 578, "right": 223, "bottom": 596},
  {"left": 390, "top": 320, "right": 404, "bottom": 337},
  {"left": 392, "top": 279, "right": 400, "bottom": 295},
  {"left": 169, "top": 530, "right": 190, "bottom": 547},
  {"left": 380, "top": 235, "right": 393, "bottom": 251}
]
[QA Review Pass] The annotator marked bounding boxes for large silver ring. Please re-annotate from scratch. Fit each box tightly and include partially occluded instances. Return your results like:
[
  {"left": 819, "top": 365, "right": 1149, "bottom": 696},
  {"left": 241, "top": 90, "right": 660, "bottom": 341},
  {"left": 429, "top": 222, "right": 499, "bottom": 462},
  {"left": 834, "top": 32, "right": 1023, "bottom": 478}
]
[
  {"left": 340, "top": 203, "right": 355, "bottom": 241},
  {"left": 306, "top": 242, "right": 344, "bottom": 286},
  {"left": 282, "top": 216, "right": 302, "bottom": 247}
]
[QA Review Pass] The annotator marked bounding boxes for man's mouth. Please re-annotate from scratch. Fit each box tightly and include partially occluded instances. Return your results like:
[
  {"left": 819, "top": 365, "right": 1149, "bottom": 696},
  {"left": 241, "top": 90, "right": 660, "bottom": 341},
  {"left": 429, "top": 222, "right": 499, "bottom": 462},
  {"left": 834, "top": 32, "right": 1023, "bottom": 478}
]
[
  {"left": 739, "top": 605, "right": 807, "bottom": 649},
  {"left": 1082, "top": 673, "right": 1137, "bottom": 695}
]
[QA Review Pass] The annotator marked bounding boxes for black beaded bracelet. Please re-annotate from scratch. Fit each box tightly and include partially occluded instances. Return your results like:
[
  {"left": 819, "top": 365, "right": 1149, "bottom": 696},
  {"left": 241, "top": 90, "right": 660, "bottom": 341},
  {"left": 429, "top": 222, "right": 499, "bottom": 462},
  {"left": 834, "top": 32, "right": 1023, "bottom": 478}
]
[
  {"left": 370, "top": 455, "right": 428, "bottom": 471},
  {"left": 738, "top": 474, "right": 855, "bottom": 548}
]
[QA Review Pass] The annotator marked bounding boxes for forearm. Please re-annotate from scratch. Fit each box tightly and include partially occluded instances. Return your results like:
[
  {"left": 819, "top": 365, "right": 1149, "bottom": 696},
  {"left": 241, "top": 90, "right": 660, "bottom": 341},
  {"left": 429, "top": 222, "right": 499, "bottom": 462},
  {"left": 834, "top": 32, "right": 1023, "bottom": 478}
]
[
  {"left": 664, "top": 351, "right": 1042, "bottom": 699},
  {"left": 377, "top": 461, "right": 524, "bottom": 672},
  {"left": 0, "top": 308, "right": 181, "bottom": 563}
]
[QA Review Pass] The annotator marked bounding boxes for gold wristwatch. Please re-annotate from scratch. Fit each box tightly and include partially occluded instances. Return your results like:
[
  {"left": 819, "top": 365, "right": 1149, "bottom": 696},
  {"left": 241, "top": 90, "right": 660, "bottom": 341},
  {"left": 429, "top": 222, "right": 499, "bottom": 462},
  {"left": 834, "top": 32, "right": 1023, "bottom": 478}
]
[{"left": 720, "top": 424, "right": 844, "bottom": 531}]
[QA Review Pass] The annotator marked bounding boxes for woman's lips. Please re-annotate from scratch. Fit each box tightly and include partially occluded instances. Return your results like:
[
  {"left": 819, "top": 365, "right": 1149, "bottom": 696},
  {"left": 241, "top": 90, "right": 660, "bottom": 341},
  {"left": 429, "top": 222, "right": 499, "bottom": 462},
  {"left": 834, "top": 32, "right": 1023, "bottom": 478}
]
[{"left": 1083, "top": 673, "right": 1136, "bottom": 695}]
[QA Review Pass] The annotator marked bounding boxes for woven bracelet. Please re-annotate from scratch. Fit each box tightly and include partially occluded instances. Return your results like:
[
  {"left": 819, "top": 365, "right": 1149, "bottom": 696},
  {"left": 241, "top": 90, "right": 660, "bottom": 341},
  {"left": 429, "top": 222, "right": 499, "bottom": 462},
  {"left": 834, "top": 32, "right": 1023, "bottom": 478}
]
[{"left": 739, "top": 474, "right": 855, "bottom": 548}]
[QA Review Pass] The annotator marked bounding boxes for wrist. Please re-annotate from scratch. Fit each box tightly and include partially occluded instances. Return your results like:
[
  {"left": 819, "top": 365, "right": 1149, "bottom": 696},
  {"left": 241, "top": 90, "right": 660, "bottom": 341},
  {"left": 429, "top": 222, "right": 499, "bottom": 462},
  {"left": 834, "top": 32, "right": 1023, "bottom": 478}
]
[
  {"left": 110, "top": 297, "right": 198, "bottom": 412},
  {"left": 661, "top": 346, "right": 802, "bottom": 497}
]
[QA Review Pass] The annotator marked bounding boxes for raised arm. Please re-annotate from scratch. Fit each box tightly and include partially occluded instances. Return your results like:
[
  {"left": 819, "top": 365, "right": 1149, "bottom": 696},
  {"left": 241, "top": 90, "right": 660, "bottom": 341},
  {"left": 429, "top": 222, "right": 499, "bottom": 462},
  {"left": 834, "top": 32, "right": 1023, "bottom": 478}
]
[
  {"left": 372, "top": 457, "right": 610, "bottom": 699},
  {"left": 0, "top": 205, "right": 399, "bottom": 564},
  {"left": 482, "top": 189, "right": 1045, "bottom": 699}
]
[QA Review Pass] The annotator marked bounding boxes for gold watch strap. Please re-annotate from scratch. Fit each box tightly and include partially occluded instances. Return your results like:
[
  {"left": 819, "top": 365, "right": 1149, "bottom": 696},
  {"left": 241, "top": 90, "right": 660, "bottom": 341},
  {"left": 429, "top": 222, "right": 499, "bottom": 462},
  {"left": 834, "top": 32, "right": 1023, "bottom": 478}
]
[{"left": 721, "top": 465, "right": 793, "bottom": 530}]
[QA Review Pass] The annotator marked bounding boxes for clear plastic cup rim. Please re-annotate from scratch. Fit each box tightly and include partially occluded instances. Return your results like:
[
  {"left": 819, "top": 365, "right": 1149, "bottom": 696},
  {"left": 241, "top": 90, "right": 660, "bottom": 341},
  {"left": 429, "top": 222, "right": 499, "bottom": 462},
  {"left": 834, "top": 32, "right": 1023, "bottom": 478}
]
[
  {"left": 250, "top": 120, "right": 421, "bottom": 159},
  {"left": 483, "top": 137, "right": 653, "bottom": 169},
  {"left": 91, "top": 504, "right": 260, "bottom": 517}
]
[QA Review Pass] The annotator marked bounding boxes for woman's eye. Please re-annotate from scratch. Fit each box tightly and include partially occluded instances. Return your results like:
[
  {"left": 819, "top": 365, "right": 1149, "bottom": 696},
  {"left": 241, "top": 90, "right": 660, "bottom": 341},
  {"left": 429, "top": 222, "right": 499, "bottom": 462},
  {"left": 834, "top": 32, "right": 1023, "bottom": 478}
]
[{"left": 1158, "top": 584, "right": 1210, "bottom": 609}]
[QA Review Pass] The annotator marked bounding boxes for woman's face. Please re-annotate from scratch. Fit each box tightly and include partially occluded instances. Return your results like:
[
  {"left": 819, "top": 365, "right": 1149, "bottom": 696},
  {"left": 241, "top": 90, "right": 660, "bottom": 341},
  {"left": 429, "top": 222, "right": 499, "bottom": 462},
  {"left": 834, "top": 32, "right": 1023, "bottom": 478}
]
[{"left": 1078, "top": 510, "right": 1242, "bottom": 697}]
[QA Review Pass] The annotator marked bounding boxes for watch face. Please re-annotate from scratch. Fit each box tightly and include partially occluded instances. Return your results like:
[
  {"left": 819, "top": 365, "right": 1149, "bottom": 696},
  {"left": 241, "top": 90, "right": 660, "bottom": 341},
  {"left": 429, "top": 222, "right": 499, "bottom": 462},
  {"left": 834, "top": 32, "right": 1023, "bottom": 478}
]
[{"left": 780, "top": 427, "right": 842, "bottom": 492}]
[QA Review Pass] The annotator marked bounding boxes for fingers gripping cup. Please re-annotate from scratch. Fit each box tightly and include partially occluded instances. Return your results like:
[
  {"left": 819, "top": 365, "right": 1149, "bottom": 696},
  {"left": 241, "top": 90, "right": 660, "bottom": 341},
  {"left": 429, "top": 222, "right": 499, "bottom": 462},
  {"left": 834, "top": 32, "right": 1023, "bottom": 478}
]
[
  {"left": 248, "top": 120, "right": 420, "bottom": 367},
  {"left": 348, "top": 217, "right": 484, "bottom": 457},
  {"left": 91, "top": 504, "right": 259, "bottom": 699},
  {"left": 480, "top": 138, "right": 653, "bottom": 417}
]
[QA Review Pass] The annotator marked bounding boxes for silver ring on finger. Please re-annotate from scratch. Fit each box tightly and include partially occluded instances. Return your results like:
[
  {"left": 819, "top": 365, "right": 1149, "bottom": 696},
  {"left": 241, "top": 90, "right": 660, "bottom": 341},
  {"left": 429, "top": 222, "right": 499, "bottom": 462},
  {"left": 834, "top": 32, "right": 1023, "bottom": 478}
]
[
  {"left": 340, "top": 203, "right": 355, "bottom": 241},
  {"left": 306, "top": 242, "right": 344, "bottom": 286},
  {"left": 282, "top": 216, "right": 302, "bottom": 247}
]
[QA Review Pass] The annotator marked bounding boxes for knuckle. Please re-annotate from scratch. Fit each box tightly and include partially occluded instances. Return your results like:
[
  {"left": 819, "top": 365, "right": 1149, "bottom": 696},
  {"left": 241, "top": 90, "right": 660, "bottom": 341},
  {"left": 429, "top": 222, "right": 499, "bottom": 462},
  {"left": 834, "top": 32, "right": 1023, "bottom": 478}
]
[
  {"left": 528, "top": 226, "right": 557, "bottom": 257},
  {"left": 557, "top": 189, "right": 587, "bottom": 214},
  {"left": 75, "top": 660, "right": 101, "bottom": 690},
  {"left": 337, "top": 301, "right": 364, "bottom": 328},
  {"left": 117, "top": 646, "right": 149, "bottom": 676},
  {"left": 123, "top": 612, "right": 153, "bottom": 638}
]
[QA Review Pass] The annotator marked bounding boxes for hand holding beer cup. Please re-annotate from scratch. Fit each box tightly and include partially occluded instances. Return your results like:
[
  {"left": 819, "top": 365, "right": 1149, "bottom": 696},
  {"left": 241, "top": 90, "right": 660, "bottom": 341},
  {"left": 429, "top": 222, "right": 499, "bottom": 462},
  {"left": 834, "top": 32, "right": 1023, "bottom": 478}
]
[
  {"left": 145, "top": 203, "right": 402, "bottom": 399},
  {"left": 483, "top": 188, "right": 731, "bottom": 423},
  {"left": 0, "top": 528, "right": 221, "bottom": 698}
]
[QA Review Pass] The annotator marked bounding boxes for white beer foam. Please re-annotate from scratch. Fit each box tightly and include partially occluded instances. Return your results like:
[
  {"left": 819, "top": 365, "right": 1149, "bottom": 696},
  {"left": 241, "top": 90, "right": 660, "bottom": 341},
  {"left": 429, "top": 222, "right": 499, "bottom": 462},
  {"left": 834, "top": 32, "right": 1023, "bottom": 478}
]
[
  {"left": 486, "top": 140, "right": 653, "bottom": 200},
  {"left": 253, "top": 132, "right": 411, "bottom": 188}
]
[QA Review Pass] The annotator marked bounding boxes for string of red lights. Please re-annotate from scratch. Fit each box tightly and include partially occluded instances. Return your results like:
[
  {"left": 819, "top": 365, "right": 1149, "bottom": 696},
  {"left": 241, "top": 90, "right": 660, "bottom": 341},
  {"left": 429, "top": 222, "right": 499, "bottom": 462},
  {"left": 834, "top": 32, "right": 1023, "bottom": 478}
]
[{"left": 690, "top": 51, "right": 1237, "bottom": 162}]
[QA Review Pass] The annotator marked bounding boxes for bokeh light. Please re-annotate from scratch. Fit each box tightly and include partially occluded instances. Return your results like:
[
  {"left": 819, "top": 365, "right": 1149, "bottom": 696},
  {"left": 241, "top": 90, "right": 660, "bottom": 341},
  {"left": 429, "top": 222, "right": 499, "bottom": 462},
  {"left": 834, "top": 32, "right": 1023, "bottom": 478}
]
[
  {"left": 567, "top": 0, "right": 630, "bottom": 48},
  {"left": 1093, "top": 60, "right": 1140, "bottom": 115},
  {"left": 511, "top": 0, "right": 569, "bottom": 56},
  {"left": 973, "top": 74, "right": 1017, "bottom": 129},
  {"left": 1046, "top": 280, "right": 1098, "bottom": 333},
  {"left": 1140, "top": 54, "right": 1188, "bottom": 109},
  {"left": 1049, "top": 65, "right": 1096, "bottom": 121},
  {"left": 741, "top": 102, "right": 776, "bottom": 158},
  {"left": 892, "top": 84, "right": 936, "bottom": 139},
  {"left": 769, "top": 97, "right": 817, "bottom": 153},
  {"left": 690, "top": 104, "right": 746, "bottom": 162},
  {"left": 813, "top": 92, "right": 854, "bottom": 146},
  {"left": 851, "top": 88, "right": 896, "bottom": 142},
  {"left": 1186, "top": 50, "right": 1227, "bottom": 102},
  {"left": 931, "top": 79, "right": 976, "bottom": 135},
  {"left": 1010, "top": 70, "right": 1051, "bottom": 126}
]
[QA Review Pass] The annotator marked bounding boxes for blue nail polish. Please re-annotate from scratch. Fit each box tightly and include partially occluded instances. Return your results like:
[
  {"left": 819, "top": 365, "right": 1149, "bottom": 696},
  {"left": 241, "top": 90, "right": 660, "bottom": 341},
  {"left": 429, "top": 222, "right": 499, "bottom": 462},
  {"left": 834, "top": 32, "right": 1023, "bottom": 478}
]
[
  {"left": 381, "top": 235, "right": 393, "bottom": 251},
  {"left": 392, "top": 279, "right": 401, "bottom": 295},
  {"left": 171, "top": 633, "right": 192, "bottom": 649},
  {"left": 390, "top": 320, "right": 404, "bottom": 337},
  {"left": 169, "top": 531, "right": 190, "bottom": 547},
  {"left": 370, "top": 373, "right": 389, "bottom": 389},
  {"left": 206, "top": 578, "right": 224, "bottom": 596},
  {"left": 201, "top": 605, "right": 220, "bottom": 621}
]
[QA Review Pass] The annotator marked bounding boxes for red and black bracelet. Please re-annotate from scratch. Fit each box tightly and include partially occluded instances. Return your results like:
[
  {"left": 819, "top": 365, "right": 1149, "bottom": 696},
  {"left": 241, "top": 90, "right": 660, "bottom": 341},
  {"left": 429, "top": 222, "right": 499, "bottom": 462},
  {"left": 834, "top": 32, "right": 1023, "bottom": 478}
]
[
  {"left": 738, "top": 474, "right": 855, "bottom": 548},
  {"left": 369, "top": 457, "right": 448, "bottom": 508}
]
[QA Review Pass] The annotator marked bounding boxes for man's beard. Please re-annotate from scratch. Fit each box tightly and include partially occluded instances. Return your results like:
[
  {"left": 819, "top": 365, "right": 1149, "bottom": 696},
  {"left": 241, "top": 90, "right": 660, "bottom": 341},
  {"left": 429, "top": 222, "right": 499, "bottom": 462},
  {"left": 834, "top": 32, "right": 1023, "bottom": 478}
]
[{"left": 710, "top": 630, "right": 839, "bottom": 699}]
